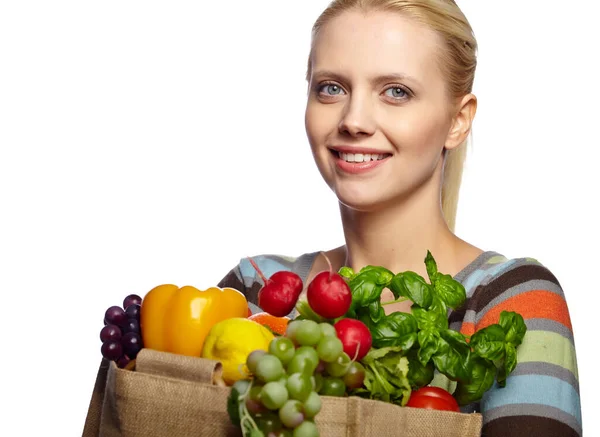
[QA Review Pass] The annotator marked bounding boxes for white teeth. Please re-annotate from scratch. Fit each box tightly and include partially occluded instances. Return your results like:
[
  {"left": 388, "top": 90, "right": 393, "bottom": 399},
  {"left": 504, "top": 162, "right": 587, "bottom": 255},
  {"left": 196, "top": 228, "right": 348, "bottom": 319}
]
[{"left": 338, "top": 152, "right": 387, "bottom": 162}]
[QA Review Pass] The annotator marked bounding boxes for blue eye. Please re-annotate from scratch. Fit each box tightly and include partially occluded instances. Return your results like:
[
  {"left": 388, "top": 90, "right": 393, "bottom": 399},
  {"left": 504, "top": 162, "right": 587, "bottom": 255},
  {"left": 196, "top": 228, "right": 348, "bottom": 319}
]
[
  {"left": 319, "top": 83, "right": 345, "bottom": 96},
  {"left": 385, "top": 87, "right": 407, "bottom": 99}
]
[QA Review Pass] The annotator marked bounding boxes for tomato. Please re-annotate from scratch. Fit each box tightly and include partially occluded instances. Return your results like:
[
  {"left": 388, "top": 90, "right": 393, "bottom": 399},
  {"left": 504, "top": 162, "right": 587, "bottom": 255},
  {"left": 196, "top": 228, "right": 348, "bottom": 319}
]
[{"left": 406, "top": 386, "right": 460, "bottom": 412}]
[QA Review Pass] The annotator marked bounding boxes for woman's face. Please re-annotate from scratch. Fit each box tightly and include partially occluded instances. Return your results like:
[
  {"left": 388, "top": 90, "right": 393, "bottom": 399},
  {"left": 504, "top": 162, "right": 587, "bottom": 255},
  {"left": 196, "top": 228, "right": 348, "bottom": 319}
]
[{"left": 305, "top": 10, "right": 464, "bottom": 212}]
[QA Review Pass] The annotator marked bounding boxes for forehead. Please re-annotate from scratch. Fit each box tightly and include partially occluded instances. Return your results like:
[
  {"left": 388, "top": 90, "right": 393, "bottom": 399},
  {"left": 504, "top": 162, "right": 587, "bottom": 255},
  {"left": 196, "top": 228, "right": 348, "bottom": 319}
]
[{"left": 311, "top": 10, "right": 443, "bottom": 83}]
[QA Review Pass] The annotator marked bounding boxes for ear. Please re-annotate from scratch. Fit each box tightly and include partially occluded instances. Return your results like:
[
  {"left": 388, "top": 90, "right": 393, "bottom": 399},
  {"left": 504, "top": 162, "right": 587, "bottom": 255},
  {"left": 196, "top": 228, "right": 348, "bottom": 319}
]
[{"left": 445, "top": 93, "right": 477, "bottom": 150}]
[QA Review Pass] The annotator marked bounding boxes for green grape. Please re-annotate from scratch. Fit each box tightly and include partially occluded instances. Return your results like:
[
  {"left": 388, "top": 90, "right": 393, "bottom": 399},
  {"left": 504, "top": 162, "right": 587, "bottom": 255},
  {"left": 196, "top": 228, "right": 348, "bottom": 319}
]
[
  {"left": 278, "top": 374, "right": 289, "bottom": 386},
  {"left": 316, "top": 336, "right": 343, "bottom": 363},
  {"left": 246, "top": 386, "right": 266, "bottom": 415},
  {"left": 255, "top": 354, "right": 284, "bottom": 383},
  {"left": 254, "top": 411, "right": 283, "bottom": 434},
  {"left": 286, "top": 372, "right": 313, "bottom": 402},
  {"left": 324, "top": 352, "right": 351, "bottom": 377},
  {"left": 286, "top": 320, "right": 302, "bottom": 342},
  {"left": 261, "top": 381, "right": 289, "bottom": 410},
  {"left": 343, "top": 361, "right": 366, "bottom": 389},
  {"left": 319, "top": 377, "right": 346, "bottom": 397},
  {"left": 269, "top": 337, "right": 296, "bottom": 365},
  {"left": 279, "top": 400, "right": 305, "bottom": 428},
  {"left": 287, "top": 355, "right": 316, "bottom": 375},
  {"left": 302, "top": 391, "right": 322, "bottom": 419},
  {"left": 294, "top": 320, "right": 322, "bottom": 347},
  {"left": 319, "top": 322, "right": 337, "bottom": 338},
  {"left": 293, "top": 420, "right": 319, "bottom": 437},
  {"left": 294, "top": 347, "right": 319, "bottom": 370},
  {"left": 247, "top": 350, "right": 267, "bottom": 375}
]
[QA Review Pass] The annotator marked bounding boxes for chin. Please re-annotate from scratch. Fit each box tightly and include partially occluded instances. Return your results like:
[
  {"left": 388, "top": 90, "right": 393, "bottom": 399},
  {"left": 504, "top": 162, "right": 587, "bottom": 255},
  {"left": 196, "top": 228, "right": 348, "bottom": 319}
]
[{"left": 332, "top": 184, "right": 392, "bottom": 213}]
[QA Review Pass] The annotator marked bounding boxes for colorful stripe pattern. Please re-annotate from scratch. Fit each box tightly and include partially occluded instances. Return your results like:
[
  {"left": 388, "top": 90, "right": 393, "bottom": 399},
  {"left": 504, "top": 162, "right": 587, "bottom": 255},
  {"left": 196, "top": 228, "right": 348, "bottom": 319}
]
[{"left": 217, "top": 251, "right": 582, "bottom": 436}]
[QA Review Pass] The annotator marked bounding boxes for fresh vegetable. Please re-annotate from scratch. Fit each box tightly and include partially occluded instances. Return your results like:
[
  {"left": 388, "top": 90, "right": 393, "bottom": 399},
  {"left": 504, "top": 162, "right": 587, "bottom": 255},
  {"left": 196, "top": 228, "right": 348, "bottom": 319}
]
[
  {"left": 406, "top": 386, "right": 460, "bottom": 412},
  {"left": 306, "top": 253, "right": 352, "bottom": 319},
  {"left": 333, "top": 318, "right": 372, "bottom": 361},
  {"left": 248, "top": 257, "right": 303, "bottom": 317},
  {"left": 308, "top": 250, "right": 527, "bottom": 406},
  {"left": 140, "top": 284, "right": 249, "bottom": 357}
]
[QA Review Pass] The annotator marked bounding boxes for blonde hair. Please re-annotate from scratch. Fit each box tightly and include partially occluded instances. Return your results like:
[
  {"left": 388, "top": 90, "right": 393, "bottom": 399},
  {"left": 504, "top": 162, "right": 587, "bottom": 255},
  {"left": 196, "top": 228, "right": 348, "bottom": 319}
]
[{"left": 306, "top": 0, "right": 478, "bottom": 232}]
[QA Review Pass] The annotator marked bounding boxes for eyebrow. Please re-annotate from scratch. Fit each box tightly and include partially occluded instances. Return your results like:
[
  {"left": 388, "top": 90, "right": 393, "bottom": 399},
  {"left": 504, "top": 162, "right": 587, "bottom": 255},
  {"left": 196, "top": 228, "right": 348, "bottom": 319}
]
[{"left": 311, "top": 69, "right": 422, "bottom": 88}]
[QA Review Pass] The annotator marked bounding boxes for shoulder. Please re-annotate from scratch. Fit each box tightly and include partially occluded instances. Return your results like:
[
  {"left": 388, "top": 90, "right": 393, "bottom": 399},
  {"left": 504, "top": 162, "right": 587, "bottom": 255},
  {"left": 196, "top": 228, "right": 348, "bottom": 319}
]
[
  {"left": 452, "top": 252, "right": 572, "bottom": 335},
  {"left": 467, "top": 254, "right": 566, "bottom": 315},
  {"left": 460, "top": 255, "right": 581, "bottom": 435}
]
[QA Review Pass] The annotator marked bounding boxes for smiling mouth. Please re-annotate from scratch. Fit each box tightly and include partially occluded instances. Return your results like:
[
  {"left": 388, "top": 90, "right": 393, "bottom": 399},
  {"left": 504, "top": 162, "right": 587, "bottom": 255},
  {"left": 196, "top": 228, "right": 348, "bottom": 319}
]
[{"left": 331, "top": 150, "right": 392, "bottom": 163}]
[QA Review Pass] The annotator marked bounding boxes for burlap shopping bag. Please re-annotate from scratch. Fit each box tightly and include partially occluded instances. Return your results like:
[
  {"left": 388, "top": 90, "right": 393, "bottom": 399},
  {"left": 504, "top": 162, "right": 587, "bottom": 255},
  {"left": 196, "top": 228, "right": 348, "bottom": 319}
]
[{"left": 83, "top": 349, "right": 482, "bottom": 437}]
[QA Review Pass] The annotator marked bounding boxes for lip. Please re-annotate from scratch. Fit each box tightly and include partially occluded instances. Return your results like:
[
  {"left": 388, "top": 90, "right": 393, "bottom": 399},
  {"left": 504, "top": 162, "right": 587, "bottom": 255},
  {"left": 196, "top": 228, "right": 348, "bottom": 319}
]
[
  {"left": 329, "top": 145, "right": 393, "bottom": 155},
  {"left": 330, "top": 147, "right": 391, "bottom": 175}
]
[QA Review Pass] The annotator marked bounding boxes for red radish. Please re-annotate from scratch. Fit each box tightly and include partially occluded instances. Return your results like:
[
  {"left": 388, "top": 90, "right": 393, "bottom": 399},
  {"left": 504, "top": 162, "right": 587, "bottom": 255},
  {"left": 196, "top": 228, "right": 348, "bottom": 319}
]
[
  {"left": 307, "top": 253, "right": 352, "bottom": 319},
  {"left": 334, "top": 318, "right": 372, "bottom": 361},
  {"left": 247, "top": 257, "right": 304, "bottom": 317}
]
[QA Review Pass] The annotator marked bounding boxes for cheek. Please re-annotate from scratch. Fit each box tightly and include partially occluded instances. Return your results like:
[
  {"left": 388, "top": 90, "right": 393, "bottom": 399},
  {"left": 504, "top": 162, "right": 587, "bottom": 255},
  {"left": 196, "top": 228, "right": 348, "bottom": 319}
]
[
  {"left": 386, "top": 110, "right": 449, "bottom": 156},
  {"left": 305, "top": 102, "right": 335, "bottom": 148}
]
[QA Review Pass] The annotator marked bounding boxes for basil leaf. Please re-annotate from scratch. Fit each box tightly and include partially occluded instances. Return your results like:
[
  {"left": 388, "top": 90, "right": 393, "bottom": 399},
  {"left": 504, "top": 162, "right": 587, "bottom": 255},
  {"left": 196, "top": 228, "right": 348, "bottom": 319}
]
[
  {"left": 371, "top": 311, "right": 418, "bottom": 348},
  {"left": 496, "top": 343, "right": 518, "bottom": 388},
  {"left": 417, "top": 329, "right": 440, "bottom": 365},
  {"left": 470, "top": 324, "right": 506, "bottom": 361},
  {"left": 499, "top": 310, "right": 527, "bottom": 347},
  {"left": 412, "top": 306, "right": 448, "bottom": 331},
  {"left": 405, "top": 349, "right": 435, "bottom": 389},
  {"left": 338, "top": 266, "right": 356, "bottom": 280},
  {"left": 368, "top": 300, "right": 386, "bottom": 324},
  {"left": 390, "top": 272, "right": 433, "bottom": 308},
  {"left": 433, "top": 273, "right": 467, "bottom": 310},
  {"left": 347, "top": 267, "right": 394, "bottom": 314},
  {"left": 432, "top": 329, "right": 472, "bottom": 382},
  {"left": 424, "top": 250, "right": 438, "bottom": 285},
  {"left": 453, "top": 356, "right": 496, "bottom": 405}
]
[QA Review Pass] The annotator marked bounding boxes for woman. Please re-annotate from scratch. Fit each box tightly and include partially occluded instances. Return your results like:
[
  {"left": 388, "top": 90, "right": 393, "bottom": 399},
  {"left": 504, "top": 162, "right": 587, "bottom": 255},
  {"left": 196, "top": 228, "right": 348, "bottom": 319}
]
[{"left": 218, "top": 0, "right": 581, "bottom": 435}]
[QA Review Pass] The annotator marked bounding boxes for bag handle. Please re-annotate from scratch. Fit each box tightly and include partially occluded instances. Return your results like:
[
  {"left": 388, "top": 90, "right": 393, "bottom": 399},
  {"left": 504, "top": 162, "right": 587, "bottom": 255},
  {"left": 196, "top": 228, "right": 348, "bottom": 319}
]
[{"left": 134, "top": 348, "right": 227, "bottom": 386}]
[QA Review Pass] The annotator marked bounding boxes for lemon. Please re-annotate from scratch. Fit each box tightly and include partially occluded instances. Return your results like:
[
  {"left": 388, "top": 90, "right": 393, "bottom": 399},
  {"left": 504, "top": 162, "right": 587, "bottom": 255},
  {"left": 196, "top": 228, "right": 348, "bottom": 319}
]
[{"left": 202, "top": 317, "right": 275, "bottom": 385}]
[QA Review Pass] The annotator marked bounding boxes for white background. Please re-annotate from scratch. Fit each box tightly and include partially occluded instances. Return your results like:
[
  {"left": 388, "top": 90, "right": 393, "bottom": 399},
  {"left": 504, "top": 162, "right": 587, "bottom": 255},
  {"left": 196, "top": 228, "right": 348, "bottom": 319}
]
[{"left": 1, "top": 0, "right": 598, "bottom": 435}]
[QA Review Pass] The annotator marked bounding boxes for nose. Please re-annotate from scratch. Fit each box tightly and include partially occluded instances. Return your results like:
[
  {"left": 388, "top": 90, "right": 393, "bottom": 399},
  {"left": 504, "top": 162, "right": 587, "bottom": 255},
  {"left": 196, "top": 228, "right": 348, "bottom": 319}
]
[{"left": 338, "top": 94, "right": 376, "bottom": 137}]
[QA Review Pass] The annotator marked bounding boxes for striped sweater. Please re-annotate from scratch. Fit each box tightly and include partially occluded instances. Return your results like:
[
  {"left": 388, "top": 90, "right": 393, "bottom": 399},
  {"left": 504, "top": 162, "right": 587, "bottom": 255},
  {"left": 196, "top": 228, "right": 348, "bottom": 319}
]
[{"left": 217, "top": 250, "right": 582, "bottom": 436}]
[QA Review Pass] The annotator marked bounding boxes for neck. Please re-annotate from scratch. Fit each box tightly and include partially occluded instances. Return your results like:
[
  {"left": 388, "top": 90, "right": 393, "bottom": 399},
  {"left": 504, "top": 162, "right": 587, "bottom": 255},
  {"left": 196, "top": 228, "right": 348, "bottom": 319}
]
[{"left": 338, "top": 181, "right": 459, "bottom": 279}]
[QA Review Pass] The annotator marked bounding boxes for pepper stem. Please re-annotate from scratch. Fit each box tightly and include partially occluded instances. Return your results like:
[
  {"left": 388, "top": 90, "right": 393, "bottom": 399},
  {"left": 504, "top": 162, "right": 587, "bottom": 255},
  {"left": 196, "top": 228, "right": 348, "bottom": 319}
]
[{"left": 246, "top": 256, "right": 269, "bottom": 285}]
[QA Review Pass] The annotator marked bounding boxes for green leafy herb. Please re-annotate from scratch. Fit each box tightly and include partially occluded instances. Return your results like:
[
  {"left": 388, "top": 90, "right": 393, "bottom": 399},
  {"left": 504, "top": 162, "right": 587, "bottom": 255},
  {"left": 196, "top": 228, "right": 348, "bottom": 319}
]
[
  {"left": 339, "top": 250, "right": 528, "bottom": 407},
  {"left": 352, "top": 346, "right": 412, "bottom": 406}
]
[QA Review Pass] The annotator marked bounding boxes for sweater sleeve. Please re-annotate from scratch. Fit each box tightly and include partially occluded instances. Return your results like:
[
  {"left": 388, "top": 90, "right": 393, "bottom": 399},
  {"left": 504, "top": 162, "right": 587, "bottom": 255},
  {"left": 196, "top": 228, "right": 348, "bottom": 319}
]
[{"left": 469, "top": 259, "right": 582, "bottom": 436}]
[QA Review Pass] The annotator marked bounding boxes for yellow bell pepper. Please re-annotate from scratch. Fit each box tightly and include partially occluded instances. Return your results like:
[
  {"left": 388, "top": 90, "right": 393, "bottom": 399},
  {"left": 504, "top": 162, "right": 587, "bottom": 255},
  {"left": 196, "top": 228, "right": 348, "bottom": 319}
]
[{"left": 140, "top": 284, "right": 249, "bottom": 357}]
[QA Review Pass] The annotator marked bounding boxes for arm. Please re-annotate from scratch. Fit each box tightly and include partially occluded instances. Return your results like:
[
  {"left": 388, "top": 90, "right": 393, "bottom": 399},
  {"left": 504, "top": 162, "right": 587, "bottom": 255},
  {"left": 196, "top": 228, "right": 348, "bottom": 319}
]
[{"left": 472, "top": 260, "right": 582, "bottom": 436}]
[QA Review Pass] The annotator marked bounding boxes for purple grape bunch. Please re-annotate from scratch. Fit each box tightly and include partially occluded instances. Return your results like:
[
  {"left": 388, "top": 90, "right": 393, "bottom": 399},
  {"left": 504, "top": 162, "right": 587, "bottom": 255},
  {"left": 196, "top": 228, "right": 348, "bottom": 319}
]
[{"left": 100, "top": 294, "right": 143, "bottom": 368}]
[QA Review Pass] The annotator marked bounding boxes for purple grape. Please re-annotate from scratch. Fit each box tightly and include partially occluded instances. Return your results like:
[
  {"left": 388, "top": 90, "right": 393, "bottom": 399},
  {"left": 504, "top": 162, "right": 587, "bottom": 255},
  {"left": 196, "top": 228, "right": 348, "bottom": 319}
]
[
  {"left": 123, "top": 294, "right": 142, "bottom": 310},
  {"left": 124, "top": 318, "right": 140, "bottom": 334},
  {"left": 105, "top": 306, "right": 127, "bottom": 328},
  {"left": 117, "top": 355, "right": 132, "bottom": 368},
  {"left": 101, "top": 340, "right": 123, "bottom": 361},
  {"left": 125, "top": 303, "right": 140, "bottom": 320},
  {"left": 122, "top": 332, "right": 142, "bottom": 358},
  {"left": 100, "top": 324, "right": 123, "bottom": 343}
]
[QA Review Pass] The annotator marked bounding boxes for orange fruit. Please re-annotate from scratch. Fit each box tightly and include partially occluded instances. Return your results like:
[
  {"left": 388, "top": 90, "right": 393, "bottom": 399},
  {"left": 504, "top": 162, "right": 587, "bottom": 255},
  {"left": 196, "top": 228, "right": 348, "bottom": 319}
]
[{"left": 248, "top": 312, "right": 290, "bottom": 336}]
